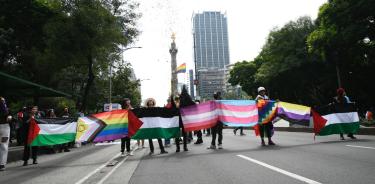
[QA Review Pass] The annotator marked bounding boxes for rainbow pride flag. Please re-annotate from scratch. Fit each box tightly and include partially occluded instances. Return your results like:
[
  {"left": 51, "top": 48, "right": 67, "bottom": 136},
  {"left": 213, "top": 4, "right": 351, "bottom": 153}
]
[
  {"left": 176, "top": 63, "right": 186, "bottom": 73},
  {"left": 257, "top": 100, "right": 277, "bottom": 124},
  {"left": 216, "top": 100, "right": 258, "bottom": 127},
  {"left": 92, "top": 110, "right": 129, "bottom": 142}
]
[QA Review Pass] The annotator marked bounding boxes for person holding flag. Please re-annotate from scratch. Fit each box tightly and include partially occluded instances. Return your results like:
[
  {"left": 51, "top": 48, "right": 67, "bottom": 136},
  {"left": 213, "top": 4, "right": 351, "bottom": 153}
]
[{"left": 255, "top": 87, "right": 276, "bottom": 146}]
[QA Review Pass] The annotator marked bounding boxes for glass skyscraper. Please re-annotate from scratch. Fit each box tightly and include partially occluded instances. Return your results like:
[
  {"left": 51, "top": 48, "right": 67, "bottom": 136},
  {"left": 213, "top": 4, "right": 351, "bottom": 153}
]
[
  {"left": 193, "top": 11, "right": 230, "bottom": 69},
  {"left": 193, "top": 11, "right": 230, "bottom": 99}
]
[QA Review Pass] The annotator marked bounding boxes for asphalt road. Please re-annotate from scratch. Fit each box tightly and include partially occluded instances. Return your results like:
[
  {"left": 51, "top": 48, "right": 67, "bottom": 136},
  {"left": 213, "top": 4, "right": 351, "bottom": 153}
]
[{"left": 1, "top": 130, "right": 375, "bottom": 184}]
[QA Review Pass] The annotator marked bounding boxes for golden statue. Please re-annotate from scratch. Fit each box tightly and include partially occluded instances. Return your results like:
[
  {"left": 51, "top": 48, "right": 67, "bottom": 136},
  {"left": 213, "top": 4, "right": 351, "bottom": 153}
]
[{"left": 171, "top": 32, "right": 176, "bottom": 42}]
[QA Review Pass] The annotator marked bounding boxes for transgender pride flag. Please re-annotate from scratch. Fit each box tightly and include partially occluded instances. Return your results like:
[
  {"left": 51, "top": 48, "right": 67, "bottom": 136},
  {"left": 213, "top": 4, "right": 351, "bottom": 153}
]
[
  {"left": 181, "top": 100, "right": 259, "bottom": 131},
  {"left": 216, "top": 100, "right": 258, "bottom": 127}
]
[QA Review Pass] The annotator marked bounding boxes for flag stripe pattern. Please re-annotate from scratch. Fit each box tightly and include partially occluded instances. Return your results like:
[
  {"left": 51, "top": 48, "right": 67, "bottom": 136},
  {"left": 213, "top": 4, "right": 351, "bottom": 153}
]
[
  {"left": 76, "top": 116, "right": 105, "bottom": 143},
  {"left": 131, "top": 107, "right": 180, "bottom": 139},
  {"left": 257, "top": 100, "right": 278, "bottom": 124},
  {"left": 93, "top": 110, "right": 129, "bottom": 142},
  {"left": 181, "top": 100, "right": 259, "bottom": 131},
  {"left": 176, "top": 63, "right": 186, "bottom": 73},
  {"left": 216, "top": 100, "right": 258, "bottom": 127},
  {"left": 29, "top": 118, "right": 77, "bottom": 146},
  {"left": 314, "top": 103, "right": 360, "bottom": 136},
  {"left": 277, "top": 102, "right": 311, "bottom": 126}
]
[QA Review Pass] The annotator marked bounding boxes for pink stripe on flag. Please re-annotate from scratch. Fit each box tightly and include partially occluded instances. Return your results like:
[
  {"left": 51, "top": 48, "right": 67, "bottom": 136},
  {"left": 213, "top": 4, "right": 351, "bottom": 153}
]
[
  {"left": 184, "top": 119, "right": 218, "bottom": 131},
  {"left": 181, "top": 101, "right": 216, "bottom": 116},
  {"left": 216, "top": 103, "right": 257, "bottom": 112},
  {"left": 218, "top": 115, "right": 258, "bottom": 123}
]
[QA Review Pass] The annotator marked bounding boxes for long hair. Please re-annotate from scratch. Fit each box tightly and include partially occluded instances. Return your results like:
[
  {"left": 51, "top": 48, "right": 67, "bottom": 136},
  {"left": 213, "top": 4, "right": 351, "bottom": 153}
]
[{"left": 179, "top": 85, "right": 195, "bottom": 108}]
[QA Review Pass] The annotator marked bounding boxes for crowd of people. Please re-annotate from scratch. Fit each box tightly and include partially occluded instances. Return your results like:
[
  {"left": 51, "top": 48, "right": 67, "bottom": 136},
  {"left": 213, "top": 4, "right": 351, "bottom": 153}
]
[
  {"left": 0, "top": 86, "right": 370, "bottom": 171},
  {"left": 0, "top": 100, "right": 79, "bottom": 171}
]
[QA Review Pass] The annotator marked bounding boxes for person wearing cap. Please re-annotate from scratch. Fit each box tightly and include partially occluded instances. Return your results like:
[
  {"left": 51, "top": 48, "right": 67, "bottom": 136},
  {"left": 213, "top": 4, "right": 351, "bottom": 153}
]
[
  {"left": 255, "top": 87, "right": 276, "bottom": 146},
  {"left": 207, "top": 92, "right": 224, "bottom": 149},
  {"left": 333, "top": 88, "right": 356, "bottom": 140}
]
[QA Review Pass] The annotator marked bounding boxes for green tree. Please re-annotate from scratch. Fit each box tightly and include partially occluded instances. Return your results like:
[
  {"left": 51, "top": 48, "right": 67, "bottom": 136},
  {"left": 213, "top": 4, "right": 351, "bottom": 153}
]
[{"left": 307, "top": 0, "right": 375, "bottom": 110}]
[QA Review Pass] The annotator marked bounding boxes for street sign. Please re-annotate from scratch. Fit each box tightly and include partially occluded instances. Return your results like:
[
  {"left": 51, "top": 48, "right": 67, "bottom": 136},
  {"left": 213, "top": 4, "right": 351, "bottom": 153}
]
[{"left": 103, "top": 103, "right": 122, "bottom": 112}]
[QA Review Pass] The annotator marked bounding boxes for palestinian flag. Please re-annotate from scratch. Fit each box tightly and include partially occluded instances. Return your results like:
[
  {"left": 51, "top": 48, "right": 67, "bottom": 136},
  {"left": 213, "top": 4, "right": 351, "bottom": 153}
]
[
  {"left": 28, "top": 118, "right": 77, "bottom": 146},
  {"left": 131, "top": 107, "right": 180, "bottom": 139},
  {"left": 313, "top": 103, "right": 360, "bottom": 136}
]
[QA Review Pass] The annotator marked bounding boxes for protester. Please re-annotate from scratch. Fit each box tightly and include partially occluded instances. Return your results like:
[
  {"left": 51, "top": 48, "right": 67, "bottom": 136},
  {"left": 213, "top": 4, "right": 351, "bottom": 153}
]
[
  {"left": 23, "top": 106, "right": 39, "bottom": 166},
  {"left": 16, "top": 107, "right": 27, "bottom": 145},
  {"left": 145, "top": 98, "right": 168, "bottom": 155},
  {"left": 0, "top": 97, "right": 10, "bottom": 171},
  {"left": 120, "top": 98, "right": 133, "bottom": 156},
  {"left": 334, "top": 88, "right": 357, "bottom": 140},
  {"left": 164, "top": 98, "right": 172, "bottom": 148},
  {"left": 233, "top": 127, "right": 245, "bottom": 136},
  {"left": 255, "top": 87, "right": 276, "bottom": 146},
  {"left": 194, "top": 100, "right": 203, "bottom": 144},
  {"left": 175, "top": 88, "right": 194, "bottom": 152},
  {"left": 208, "top": 92, "right": 224, "bottom": 149},
  {"left": 59, "top": 107, "right": 71, "bottom": 152}
]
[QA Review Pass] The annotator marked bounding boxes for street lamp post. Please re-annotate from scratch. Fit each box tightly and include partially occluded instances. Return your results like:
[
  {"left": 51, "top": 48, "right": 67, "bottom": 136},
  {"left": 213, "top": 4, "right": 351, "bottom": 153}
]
[{"left": 109, "top": 46, "right": 142, "bottom": 106}]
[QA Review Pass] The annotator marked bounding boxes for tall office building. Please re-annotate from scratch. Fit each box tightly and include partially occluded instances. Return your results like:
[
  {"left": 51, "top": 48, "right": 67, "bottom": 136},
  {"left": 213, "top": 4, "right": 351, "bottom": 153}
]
[{"left": 192, "top": 11, "right": 230, "bottom": 99}]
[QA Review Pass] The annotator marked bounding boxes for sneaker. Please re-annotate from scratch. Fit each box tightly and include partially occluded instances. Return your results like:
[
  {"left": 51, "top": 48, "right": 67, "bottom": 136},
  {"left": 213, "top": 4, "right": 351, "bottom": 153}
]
[
  {"left": 268, "top": 140, "right": 275, "bottom": 146},
  {"left": 184, "top": 147, "right": 188, "bottom": 151},
  {"left": 261, "top": 141, "right": 266, "bottom": 146},
  {"left": 176, "top": 148, "right": 180, "bottom": 153},
  {"left": 33, "top": 160, "right": 38, "bottom": 165},
  {"left": 160, "top": 150, "right": 168, "bottom": 154},
  {"left": 207, "top": 145, "right": 216, "bottom": 149},
  {"left": 348, "top": 135, "right": 357, "bottom": 139},
  {"left": 218, "top": 144, "right": 223, "bottom": 149},
  {"left": 194, "top": 140, "right": 203, "bottom": 144},
  {"left": 233, "top": 129, "right": 237, "bottom": 135},
  {"left": 340, "top": 136, "right": 345, "bottom": 140},
  {"left": 240, "top": 133, "right": 246, "bottom": 136},
  {"left": 23, "top": 161, "right": 28, "bottom": 166},
  {"left": 127, "top": 152, "right": 134, "bottom": 156},
  {"left": 64, "top": 149, "right": 71, "bottom": 152},
  {"left": 0, "top": 165, "right": 5, "bottom": 171},
  {"left": 149, "top": 151, "right": 154, "bottom": 155},
  {"left": 121, "top": 152, "right": 126, "bottom": 157}
]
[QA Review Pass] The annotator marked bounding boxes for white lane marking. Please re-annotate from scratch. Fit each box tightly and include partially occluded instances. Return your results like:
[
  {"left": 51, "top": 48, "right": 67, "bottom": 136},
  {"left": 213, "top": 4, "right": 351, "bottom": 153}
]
[
  {"left": 346, "top": 145, "right": 375, "bottom": 150},
  {"left": 96, "top": 149, "right": 135, "bottom": 184},
  {"left": 75, "top": 153, "right": 120, "bottom": 184},
  {"left": 237, "top": 155, "right": 322, "bottom": 184}
]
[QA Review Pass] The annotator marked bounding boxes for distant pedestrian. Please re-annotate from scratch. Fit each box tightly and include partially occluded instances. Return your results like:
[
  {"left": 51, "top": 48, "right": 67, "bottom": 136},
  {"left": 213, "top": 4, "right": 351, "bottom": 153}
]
[
  {"left": 59, "top": 107, "right": 71, "bottom": 152},
  {"left": 207, "top": 92, "right": 224, "bottom": 149},
  {"left": 194, "top": 100, "right": 203, "bottom": 144},
  {"left": 334, "top": 88, "right": 357, "bottom": 140},
  {"left": 256, "top": 87, "right": 275, "bottom": 146},
  {"left": 233, "top": 127, "right": 245, "bottom": 136},
  {"left": 0, "top": 97, "right": 10, "bottom": 171}
]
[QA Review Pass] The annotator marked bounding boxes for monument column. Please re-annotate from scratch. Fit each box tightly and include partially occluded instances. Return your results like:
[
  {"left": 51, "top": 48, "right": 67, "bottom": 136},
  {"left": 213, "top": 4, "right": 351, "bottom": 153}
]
[{"left": 169, "top": 33, "right": 178, "bottom": 95}]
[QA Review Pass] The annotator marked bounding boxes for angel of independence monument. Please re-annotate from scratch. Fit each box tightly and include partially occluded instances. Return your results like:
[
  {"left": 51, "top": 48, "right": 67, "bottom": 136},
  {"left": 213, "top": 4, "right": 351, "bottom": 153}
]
[{"left": 169, "top": 33, "right": 178, "bottom": 96}]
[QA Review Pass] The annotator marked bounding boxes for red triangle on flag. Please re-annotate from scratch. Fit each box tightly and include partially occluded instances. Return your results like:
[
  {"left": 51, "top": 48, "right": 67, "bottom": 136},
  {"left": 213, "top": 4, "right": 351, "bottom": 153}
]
[
  {"left": 27, "top": 118, "right": 40, "bottom": 145},
  {"left": 312, "top": 110, "right": 327, "bottom": 135},
  {"left": 128, "top": 110, "right": 143, "bottom": 137}
]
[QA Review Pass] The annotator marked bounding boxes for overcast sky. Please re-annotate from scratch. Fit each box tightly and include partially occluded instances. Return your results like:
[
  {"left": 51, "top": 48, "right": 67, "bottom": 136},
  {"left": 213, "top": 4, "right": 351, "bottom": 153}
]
[{"left": 124, "top": 0, "right": 327, "bottom": 106}]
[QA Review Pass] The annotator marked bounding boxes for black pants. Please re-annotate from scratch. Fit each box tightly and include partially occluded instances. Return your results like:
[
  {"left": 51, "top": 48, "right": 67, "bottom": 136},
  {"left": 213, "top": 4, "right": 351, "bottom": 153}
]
[
  {"left": 340, "top": 133, "right": 354, "bottom": 138},
  {"left": 23, "top": 145, "right": 38, "bottom": 161},
  {"left": 234, "top": 127, "right": 243, "bottom": 134},
  {"left": 211, "top": 122, "right": 223, "bottom": 145},
  {"left": 148, "top": 138, "right": 164, "bottom": 153},
  {"left": 195, "top": 130, "right": 202, "bottom": 140},
  {"left": 175, "top": 130, "right": 187, "bottom": 150},
  {"left": 121, "top": 137, "right": 131, "bottom": 152},
  {"left": 259, "top": 123, "right": 273, "bottom": 138}
]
